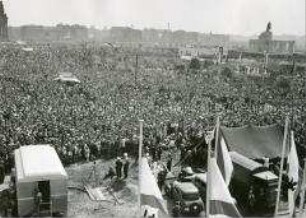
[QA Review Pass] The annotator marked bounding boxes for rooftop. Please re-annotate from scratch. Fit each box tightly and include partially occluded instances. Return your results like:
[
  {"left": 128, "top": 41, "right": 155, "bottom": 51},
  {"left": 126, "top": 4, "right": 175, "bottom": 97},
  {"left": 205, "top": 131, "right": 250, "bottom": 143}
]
[{"left": 15, "top": 145, "right": 67, "bottom": 183}]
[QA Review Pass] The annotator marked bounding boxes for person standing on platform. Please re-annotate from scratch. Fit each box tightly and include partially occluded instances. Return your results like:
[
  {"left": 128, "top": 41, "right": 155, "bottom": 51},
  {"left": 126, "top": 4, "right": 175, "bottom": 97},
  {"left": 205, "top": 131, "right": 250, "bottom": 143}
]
[
  {"left": 123, "top": 153, "right": 130, "bottom": 179},
  {"left": 115, "top": 157, "right": 123, "bottom": 179},
  {"left": 0, "top": 160, "right": 5, "bottom": 183}
]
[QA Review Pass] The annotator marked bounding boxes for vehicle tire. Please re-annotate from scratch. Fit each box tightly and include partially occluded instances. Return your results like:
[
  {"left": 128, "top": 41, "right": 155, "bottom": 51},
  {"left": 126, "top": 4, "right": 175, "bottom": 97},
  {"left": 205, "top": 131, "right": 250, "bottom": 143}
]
[
  {"left": 190, "top": 203, "right": 201, "bottom": 216},
  {"left": 172, "top": 205, "right": 180, "bottom": 217}
]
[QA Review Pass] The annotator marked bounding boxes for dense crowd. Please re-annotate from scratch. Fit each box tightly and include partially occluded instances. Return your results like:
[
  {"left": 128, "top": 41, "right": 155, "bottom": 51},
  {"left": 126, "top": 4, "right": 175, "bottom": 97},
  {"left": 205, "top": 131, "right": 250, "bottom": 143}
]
[{"left": 0, "top": 42, "right": 305, "bottom": 172}]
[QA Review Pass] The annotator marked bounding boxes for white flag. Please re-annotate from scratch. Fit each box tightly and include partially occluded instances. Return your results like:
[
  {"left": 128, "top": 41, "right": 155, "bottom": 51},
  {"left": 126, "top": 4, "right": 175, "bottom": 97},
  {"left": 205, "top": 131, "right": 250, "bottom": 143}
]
[
  {"left": 140, "top": 157, "right": 168, "bottom": 215},
  {"left": 288, "top": 131, "right": 299, "bottom": 184},
  {"left": 210, "top": 157, "right": 241, "bottom": 218}
]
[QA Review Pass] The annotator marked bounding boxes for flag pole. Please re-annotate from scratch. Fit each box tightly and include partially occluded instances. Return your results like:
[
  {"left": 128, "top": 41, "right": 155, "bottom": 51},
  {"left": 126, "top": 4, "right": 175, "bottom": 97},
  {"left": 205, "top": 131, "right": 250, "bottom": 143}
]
[
  {"left": 139, "top": 119, "right": 144, "bottom": 217},
  {"left": 206, "top": 116, "right": 219, "bottom": 218},
  {"left": 206, "top": 137, "right": 212, "bottom": 218},
  {"left": 139, "top": 119, "right": 144, "bottom": 164},
  {"left": 214, "top": 116, "right": 220, "bottom": 157},
  {"left": 299, "top": 158, "right": 306, "bottom": 215},
  {"left": 274, "top": 116, "right": 289, "bottom": 217}
]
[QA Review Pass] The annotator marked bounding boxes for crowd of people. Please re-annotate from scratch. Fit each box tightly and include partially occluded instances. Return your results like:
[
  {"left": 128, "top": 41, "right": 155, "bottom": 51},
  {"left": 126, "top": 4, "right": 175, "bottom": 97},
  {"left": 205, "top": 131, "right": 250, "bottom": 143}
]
[{"left": 0, "top": 41, "right": 305, "bottom": 174}]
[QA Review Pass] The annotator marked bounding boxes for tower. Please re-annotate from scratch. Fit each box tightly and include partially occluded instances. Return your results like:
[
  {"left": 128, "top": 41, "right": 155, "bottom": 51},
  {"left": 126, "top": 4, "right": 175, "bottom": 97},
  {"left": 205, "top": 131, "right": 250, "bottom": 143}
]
[{"left": 0, "top": 1, "right": 8, "bottom": 41}]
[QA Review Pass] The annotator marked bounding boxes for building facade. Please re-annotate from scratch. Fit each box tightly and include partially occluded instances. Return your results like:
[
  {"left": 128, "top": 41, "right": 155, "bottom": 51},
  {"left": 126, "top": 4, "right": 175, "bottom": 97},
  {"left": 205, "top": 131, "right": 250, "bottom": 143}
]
[
  {"left": 0, "top": 1, "right": 8, "bottom": 41},
  {"left": 249, "top": 39, "right": 295, "bottom": 54},
  {"left": 249, "top": 23, "right": 295, "bottom": 54}
]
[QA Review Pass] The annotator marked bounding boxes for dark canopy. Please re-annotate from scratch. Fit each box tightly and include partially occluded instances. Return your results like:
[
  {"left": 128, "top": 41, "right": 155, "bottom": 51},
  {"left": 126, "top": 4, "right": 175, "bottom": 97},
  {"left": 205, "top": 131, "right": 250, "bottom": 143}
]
[{"left": 220, "top": 124, "right": 289, "bottom": 159}]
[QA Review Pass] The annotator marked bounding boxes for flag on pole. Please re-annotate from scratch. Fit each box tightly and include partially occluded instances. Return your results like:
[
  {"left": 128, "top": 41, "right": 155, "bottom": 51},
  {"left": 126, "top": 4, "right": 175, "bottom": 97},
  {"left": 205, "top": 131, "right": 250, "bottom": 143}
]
[
  {"left": 288, "top": 131, "right": 299, "bottom": 185},
  {"left": 215, "top": 127, "right": 234, "bottom": 186},
  {"left": 287, "top": 131, "right": 299, "bottom": 216},
  {"left": 209, "top": 157, "right": 241, "bottom": 218},
  {"left": 140, "top": 157, "right": 168, "bottom": 216}
]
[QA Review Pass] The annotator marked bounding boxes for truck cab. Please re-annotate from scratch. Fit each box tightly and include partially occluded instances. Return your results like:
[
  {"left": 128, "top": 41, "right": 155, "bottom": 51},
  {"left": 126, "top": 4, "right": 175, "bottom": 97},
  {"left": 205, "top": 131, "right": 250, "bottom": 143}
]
[{"left": 170, "top": 181, "right": 204, "bottom": 216}]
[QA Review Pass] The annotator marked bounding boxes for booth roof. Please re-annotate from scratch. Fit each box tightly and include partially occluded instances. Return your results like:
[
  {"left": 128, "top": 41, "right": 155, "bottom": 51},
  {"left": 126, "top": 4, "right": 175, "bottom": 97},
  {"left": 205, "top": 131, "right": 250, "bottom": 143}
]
[
  {"left": 220, "top": 124, "right": 289, "bottom": 159},
  {"left": 15, "top": 145, "right": 68, "bottom": 182},
  {"left": 230, "top": 151, "right": 263, "bottom": 171}
]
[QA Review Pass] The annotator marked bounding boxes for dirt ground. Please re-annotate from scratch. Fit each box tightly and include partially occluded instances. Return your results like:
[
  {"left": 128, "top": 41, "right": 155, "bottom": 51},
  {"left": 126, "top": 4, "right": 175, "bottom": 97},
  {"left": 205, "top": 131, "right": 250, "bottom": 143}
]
[{"left": 66, "top": 158, "right": 139, "bottom": 218}]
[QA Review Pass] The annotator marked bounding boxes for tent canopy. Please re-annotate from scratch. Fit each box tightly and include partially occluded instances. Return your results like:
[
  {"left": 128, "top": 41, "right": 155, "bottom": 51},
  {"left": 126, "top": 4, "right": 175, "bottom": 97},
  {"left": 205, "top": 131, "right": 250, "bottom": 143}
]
[
  {"left": 15, "top": 145, "right": 68, "bottom": 183},
  {"left": 220, "top": 124, "right": 289, "bottom": 159}
]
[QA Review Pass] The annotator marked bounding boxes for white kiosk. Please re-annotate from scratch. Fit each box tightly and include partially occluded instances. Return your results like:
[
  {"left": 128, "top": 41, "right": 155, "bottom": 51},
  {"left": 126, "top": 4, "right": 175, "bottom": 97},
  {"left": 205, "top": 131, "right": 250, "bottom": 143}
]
[{"left": 14, "top": 145, "right": 68, "bottom": 217}]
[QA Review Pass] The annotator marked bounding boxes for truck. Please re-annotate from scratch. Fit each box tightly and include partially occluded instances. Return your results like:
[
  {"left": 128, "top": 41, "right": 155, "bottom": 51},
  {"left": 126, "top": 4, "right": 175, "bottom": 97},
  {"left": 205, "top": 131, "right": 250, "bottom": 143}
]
[
  {"left": 164, "top": 172, "right": 204, "bottom": 216},
  {"left": 230, "top": 151, "right": 278, "bottom": 216}
]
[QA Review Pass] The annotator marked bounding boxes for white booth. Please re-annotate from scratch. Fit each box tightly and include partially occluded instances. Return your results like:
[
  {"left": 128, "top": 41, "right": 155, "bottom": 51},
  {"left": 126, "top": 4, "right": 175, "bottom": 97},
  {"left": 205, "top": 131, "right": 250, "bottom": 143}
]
[{"left": 14, "top": 145, "right": 68, "bottom": 217}]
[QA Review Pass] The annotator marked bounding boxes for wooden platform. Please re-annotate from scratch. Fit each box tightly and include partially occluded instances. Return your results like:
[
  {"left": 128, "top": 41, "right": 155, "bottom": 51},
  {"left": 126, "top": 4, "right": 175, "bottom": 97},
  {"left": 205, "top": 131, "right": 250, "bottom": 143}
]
[{"left": 84, "top": 185, "right": 106, "bottom": 201}]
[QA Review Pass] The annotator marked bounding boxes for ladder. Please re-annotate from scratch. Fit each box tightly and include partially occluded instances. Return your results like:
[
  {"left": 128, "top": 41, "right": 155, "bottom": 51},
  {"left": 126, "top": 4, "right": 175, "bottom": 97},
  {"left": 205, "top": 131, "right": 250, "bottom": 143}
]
[{"left": 38, "top": 200, "right": 52, "bottom": 217}]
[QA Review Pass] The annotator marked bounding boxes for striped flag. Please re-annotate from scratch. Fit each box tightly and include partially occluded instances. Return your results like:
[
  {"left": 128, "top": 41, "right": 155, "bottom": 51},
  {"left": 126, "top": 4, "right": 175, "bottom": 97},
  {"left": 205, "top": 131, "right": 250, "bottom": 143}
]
[
  {"left": 210, "top": 157, "right": 241, "bottom": 218},
  {"left": 140, "top": 157, "right": 168, "bottom": 216},
  {"left": 215, "top": 127, "right": 233, "bottom": 186}
]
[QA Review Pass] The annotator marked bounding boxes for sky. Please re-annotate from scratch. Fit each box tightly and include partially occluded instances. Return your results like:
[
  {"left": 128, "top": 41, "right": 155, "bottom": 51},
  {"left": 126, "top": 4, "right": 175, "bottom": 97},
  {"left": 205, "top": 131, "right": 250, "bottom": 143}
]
[{"left": 2, "top": 0, "right": 305, "bottom": 36}]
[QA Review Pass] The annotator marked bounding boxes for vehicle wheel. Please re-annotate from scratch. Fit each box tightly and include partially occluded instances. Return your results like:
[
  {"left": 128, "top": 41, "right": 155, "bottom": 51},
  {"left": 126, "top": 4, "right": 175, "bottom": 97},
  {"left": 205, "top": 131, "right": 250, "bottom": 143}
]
[
  {"left": 172, "top": 206, "right": 180, "bottom": 217},
  {"left": 190, "top": 203, "right": 201, "bottom": 216}
]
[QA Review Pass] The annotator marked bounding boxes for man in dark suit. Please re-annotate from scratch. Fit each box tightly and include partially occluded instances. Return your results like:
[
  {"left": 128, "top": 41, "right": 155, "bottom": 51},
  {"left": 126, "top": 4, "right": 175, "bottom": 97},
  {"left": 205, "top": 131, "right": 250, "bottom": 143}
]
[
  {"left": 123, "top": 153, "right": 130, "bottom": 179},
  {"left": 0, "top": 160, "right": 5, "bottom": 183},
  {"left": 115, "top": 157, "right": 123, "bottom": 179}
]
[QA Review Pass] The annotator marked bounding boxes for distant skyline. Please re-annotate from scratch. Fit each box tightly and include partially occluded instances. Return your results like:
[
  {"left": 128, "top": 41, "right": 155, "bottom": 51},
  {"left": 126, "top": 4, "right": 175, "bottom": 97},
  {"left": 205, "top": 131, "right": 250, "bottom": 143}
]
[{"left": 2, "top": 0, "right": 305, "bottom": 36}]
